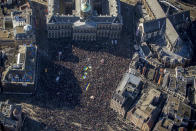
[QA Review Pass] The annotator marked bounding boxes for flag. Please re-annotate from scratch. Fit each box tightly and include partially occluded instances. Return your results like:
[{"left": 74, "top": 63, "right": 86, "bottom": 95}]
[{"left": 85, "top": 83, "right": 90, "bottom": 91}]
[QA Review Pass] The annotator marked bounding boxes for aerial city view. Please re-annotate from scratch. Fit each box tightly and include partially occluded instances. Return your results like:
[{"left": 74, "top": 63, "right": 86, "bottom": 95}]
[{"left": 0, "top": 0, "right": 196, "bottom": 130}]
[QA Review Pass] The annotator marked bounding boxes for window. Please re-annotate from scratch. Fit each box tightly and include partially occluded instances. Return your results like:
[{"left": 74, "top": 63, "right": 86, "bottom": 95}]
[
  {"left": 148, "top": 33, "right": 151, "bottom": 39},
  {"left": 142, "top": 33, "right": 145, "bottom": 39},
  {"left": 154, "top": 31, "right": 157, "bottom": 37},
  {"left": 176, "top": 24, "right": 180, "bottom": 30},
  {"left": 159, "top": 31, "right": 162, "bottom": 35}
]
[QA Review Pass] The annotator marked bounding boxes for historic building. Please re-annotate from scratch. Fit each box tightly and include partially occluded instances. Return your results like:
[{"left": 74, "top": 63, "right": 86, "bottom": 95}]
[
  {"left": 126, "top": 88, "right": 163, "bottom": 131},
  {"left": 0, "top": 100, "right": 23, "bottom": 131},
  {"left": 110, "top": 71, "right": 142, "bottom": 117},
  {"left": 47, "top": 0, "right": 123, "bottom": 41},
  {"left": 137, "top": 0, "right": 193, "bottom": 67},
  {"left": 1, "top": 44, "right": 37, "bottom": 94}
]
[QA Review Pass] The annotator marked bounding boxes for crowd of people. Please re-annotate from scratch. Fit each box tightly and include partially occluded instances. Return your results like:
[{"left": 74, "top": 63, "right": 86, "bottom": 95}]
[{"left": 34, "top": 40, "right": 132, "bottom": 130}]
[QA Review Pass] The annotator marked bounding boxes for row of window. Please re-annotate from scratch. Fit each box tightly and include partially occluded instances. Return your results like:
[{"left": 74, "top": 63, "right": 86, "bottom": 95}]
[
  {"left": 48, "top": 32, "right": 71, "bottom": 38},
  {"left": 97, "top": 25, "right": 121, "bottom": 30},
  {"left": 97, "top": 30, "right": 110, "bottom": 34},
  {"left": 48, "top": 31, "right": 71, "bottom": 34},
  {"left": 73, "top": 35, "right": 96, "bottom": 40},
  {"left": 73, "top": 29, "right": 96, "bottom": 33},
  {"left": 112, "top": 97, "right": 123, "bottom": 105},
  {"left": 15, "top": 35, "right": 34, "bottom": 40},
  {"left": 144, "top": 30, "right": 162, "bottom": 39},
  {"left": 97, "top": 31, "right": 119, "bottom": 35},
  {"left": 14, "top": 22, "right": 26, "bottom": 27},
  {"left": 175, "top": 23, "right": 187, "bottom": 30},
  {"left": 48, "top": 25, "right": 122, "bottom": 31},
  {"left": 166, "top": 89, "right": 184, "bottom": 101},
  {"left": 97, "top": 32, "right": 119, "bottom": 38},
  {"left": 48, "top": 25, "right": 72, "bottom": 30},
  {"left": 48, "top": 33, "right": 119, "bottom": 39}
]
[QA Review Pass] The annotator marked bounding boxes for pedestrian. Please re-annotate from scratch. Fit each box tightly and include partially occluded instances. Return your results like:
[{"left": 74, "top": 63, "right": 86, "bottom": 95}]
[{"left": 100, "top": 59, "right": 104, "bottom": 64}]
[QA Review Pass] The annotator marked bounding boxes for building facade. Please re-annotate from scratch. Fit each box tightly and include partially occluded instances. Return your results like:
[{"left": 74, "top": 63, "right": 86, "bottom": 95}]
[
  {"left": 126, "top": 88, "right": 163, "bottom": 131},
  {"left": 47, "top": 0, "right": 123, "bottom": 41},
  {"left": 137, "top": 0, "right": 193, "bottom": 68},
  {"left": 162, "top": 96, "right": 192, "bottom": 127},
  {"left": 0, "top": 101, "right": 23, "bottom": 131},
  {"left": 9, "top": 2, "right": 35, "bottom": 41},
  {"left": 110, "top": 71, "right": 142, "bottom": 117}
]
